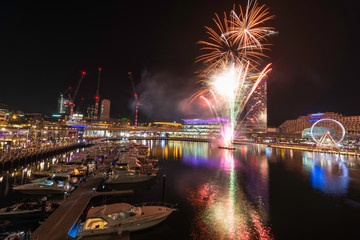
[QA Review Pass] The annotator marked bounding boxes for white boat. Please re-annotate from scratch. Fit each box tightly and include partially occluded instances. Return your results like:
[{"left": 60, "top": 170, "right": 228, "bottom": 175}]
[
  {"left": 105, "top": 170, "right": 155, "bottom": 184},
  {"left": 76, "top": 203, "right": 176, "bottom": 238},
  {"left": 13, "top": 179, "right": 72, "bottom": 195}
]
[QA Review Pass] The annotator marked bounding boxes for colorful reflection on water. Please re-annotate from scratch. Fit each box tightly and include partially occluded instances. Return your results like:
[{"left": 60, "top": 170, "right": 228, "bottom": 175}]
[
  {"left": 146, "top": 141, "right": 359, "bottom": 239},
  {"left": 302, "top": 152, "right": 349, "bottom": 195},
  {"left": 186, "top": 148, "right": 273, "bottom": 240}
]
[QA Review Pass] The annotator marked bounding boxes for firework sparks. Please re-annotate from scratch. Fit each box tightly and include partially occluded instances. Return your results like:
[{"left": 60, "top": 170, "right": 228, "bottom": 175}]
[
  {"left": 197, "top": 0, "right": 276, "bottom": 68},
  {"left": 194, "top": 0, "right": 275, "bottom": 147},
  {"left": 228, "top": 0, "right": 276, "bottom": 63}
]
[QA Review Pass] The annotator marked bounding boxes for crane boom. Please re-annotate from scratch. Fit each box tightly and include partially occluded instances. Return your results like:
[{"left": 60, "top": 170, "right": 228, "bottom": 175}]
[
  {"left": 128, "top": 72, "right": 138, "bottom": 100},
  {"left": 69, "top": 71, "right": 86, "bottom": 121},
  {"left": 94, "top": 68, "right": 102, "bottom": 120},
  {"left": 73, "top": 72, "right": 86, "bottom": 103},
  {"left": 128, "top": 72, "right": 140, "bottom": 128}
]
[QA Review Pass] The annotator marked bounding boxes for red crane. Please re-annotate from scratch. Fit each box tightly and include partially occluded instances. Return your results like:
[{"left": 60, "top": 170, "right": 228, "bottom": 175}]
[
  {"left": 67, "top": 71, "right": 86, "bottom": 121},
  {"left": 128, "top": 72, "right": 140, "bottom": 128},
  {"left": 94, "top": 68, "right": 102, "bottom": 120}
]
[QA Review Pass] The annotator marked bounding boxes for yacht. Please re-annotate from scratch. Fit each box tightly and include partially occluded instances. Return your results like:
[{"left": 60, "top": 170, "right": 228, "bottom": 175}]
[
  {"left": 76, "top": 203, "right": 176, "bottom": 238},
  {"left": 13, "top": 179, "right": 72, "bottom": 195},
  {"left": 105, "top": 170, "right": 155, "bottom": 184}
]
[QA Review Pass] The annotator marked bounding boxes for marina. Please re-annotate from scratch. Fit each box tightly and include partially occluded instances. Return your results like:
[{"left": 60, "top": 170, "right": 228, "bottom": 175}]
[
  {"left": 0, "top": 139, "right": 173, "bottom": 239},
  {"left": 1, "top": 139, "right": 360, "bottom": 239}
]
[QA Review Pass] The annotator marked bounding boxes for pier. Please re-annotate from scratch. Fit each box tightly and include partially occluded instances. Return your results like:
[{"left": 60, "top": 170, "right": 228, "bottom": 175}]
[{"left": 31, "top": 173, "right": 133, "bottom": 240}]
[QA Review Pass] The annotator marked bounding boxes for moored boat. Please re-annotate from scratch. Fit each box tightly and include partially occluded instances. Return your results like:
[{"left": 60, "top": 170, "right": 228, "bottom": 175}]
[
  {"left": 76, "top": 202, "right": 176, "bottom": 238},
  {"left": 105, "top": 170, "right": 155, "bottom": 185},
  {"left": 13, "top": 179, "right": 72, "bottom": 195}
]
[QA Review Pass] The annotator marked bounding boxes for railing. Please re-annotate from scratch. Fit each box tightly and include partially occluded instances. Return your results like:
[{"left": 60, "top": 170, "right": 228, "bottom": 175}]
[
  {"left": 0, "top": 141, "right": 84, "bottom": 164},
  {"left": 134, "top": 202, "right": 178, "bottom": 210}
]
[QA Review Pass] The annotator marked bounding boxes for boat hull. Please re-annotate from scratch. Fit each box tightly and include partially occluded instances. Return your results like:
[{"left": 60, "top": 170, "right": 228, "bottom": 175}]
[
  {"left": 13, "top": 188, "right": 67, "bottom": 195},
  {"left": 80, "top": 215, "right": 170, "bottom": 237},
  {"left": 105, "top": 175, "right": 154, "bottom": 184}
]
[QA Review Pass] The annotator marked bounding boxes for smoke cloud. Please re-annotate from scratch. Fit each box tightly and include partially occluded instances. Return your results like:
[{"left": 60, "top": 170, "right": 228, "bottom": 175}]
[{"left": 130, "top": 70, "right": 212, "bottom": 122}]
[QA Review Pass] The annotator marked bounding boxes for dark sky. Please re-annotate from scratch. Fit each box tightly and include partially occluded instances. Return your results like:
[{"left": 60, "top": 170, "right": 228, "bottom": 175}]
[{"left": 0, "top": 0, "right": 359, "bottom": 126}]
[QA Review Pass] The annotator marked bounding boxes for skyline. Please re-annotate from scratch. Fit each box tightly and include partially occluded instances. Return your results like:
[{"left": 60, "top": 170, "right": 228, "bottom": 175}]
[{"left": 0, "top": 0, "right": 359, "bottom": 126}]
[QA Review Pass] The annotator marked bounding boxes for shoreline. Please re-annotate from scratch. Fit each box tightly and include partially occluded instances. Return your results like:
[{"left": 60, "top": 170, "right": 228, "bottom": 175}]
[{"left": 233, "top": 140, "right": 360, "bottom": 157}]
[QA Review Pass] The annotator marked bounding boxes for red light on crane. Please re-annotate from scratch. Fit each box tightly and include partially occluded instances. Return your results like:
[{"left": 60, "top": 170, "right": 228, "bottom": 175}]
[
  {"left": 99, "top": 68, "right": 102, "bottom": 71},
  {"left": 95, "top": 96, "right": 99, "bottom": 100},
  {"left": 82, "top": 71, "right": 86, "bottom": 75}
]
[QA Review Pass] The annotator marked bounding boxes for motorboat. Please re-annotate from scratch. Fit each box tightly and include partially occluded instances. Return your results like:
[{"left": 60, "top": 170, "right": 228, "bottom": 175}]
[
  {"left": 13, "top": 179, "right": 72, "bottom": 195},
  {"left": 76, "top": 203, "right": 176, "bottom": 238},
  {"left": 32, "top": 168, "right": 73, "bottom": 180},
  {"left": 0, "top": 200, "right": 57, "bottom": 220},
  {"left": 105, "top": 170, "right": 155, "bottom": 184},
  {"left": 112, "top": 163, "right": 133, "bottom": 172}
]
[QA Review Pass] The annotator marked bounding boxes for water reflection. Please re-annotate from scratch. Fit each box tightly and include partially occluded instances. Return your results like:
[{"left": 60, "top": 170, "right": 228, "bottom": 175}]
[
  {"left": 302, "top": 152, "right": 349, "bottom": 195},
  {"left": 0, "top": 148, "right": 84, "bottom": 206},
  {"left": 186, "top": 147, "right": 272, "bottom": 240}
]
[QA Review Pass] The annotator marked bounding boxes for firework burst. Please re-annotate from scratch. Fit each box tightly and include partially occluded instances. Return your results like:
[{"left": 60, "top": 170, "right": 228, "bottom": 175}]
[
  {"left": 194, "top": 0, "right": 275, "bottom": 147},
  {"left": 228, "top": 0, "right": 276, "bottom": 63},
  {"left": 197, "top": 0, "right": 275, "bottom": 69}
]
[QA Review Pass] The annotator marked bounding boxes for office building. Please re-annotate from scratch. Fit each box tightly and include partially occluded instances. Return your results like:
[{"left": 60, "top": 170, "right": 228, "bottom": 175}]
[
  {"left": 57, "top": 93, "right": 70, "bottom": 114},
  {"left": 244, "top": 76, "right": 267, "bottom": 133},
  {"left": 100, "top": 99, "right": 111, "bottom": 121}
]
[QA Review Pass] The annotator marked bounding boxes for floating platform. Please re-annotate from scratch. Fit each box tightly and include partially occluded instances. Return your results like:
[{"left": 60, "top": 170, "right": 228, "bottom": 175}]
[{"left": 218, "top": 146, "right": 236, "bottom": 150}]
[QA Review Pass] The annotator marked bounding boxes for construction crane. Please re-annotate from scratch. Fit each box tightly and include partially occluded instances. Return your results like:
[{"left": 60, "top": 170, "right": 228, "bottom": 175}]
[
  {"left": 67, "top": 71, "right": 86, "bottom": 121},
  {"left": 75, "top": 97, "right": 85, "bottom": 113},
  {"left": 94, "top": 67, "right": 101, "bottom": 120},
  {"left": 128, "top": 72, "right": 140, "bottom": 128}
]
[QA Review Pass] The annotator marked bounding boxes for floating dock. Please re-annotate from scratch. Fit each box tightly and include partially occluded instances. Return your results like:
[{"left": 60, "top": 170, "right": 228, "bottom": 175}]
[{"left": 31, "top": 174, "right": 133, "bottom": 240}]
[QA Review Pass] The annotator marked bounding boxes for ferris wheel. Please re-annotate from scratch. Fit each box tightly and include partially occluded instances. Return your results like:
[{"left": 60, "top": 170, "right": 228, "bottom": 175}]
[{"left": 310, "top": 119, "right": 346, "bottom": 147}]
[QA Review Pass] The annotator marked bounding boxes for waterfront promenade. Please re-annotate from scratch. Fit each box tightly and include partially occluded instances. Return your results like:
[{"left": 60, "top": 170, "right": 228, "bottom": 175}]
[
  {"left": 127, "top": 136, "right": 360, "bottom": 157},
  {"left": 0, "top": 142, "right": 85, "bottom": 169},
  {"left": 0, "top": 137, "right": 109, "bottom": 169}
]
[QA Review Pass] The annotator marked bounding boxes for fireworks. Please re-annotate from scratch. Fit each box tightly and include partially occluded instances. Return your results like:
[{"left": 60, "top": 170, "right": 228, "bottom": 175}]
[
  {"left": 229, "top": 0, "right": 276, "bottom": 63},
  {"left": 197, "top": 0, "right": 276, "bottom": 68},
  {"left": 194, "top": 0, "right": 275, "bottom": 147}
]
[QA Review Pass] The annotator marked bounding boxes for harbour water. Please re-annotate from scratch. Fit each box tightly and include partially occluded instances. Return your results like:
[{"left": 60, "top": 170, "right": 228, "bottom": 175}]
[{"left": 2, "top": 140, "right": 360, "bottom": 239}]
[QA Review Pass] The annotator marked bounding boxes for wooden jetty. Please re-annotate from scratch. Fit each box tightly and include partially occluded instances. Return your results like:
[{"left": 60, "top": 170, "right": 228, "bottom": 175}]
[{"left": 31, "top": 175, "right": 133, "bottom": 240}]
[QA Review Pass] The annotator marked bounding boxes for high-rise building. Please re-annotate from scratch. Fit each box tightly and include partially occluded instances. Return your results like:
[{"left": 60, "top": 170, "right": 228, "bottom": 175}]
[
  {"left": 57, "top": 93, "right": 70, "bottom": 114},
  {"left": 100, "top": 99, "right": 111, "bottom": 120},
  {"left": 243, "top": 75, "right": 267, "bottom": 133},
  {"left": 86, "top": 106, "right": 96, "bottom": 119}
]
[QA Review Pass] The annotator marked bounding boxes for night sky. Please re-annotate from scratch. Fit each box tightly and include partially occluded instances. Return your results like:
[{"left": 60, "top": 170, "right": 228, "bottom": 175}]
[{"left": 0, "top": 0, "right": 359, "bottom": 126}]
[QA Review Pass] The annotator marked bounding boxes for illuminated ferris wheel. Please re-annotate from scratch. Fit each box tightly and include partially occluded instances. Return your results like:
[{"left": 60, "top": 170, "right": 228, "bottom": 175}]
[{"left": 310, "top": 119, "right": 346, "bottom": 147}]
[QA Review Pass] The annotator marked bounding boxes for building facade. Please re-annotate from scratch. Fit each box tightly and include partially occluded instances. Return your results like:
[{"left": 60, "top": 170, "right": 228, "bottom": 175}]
[
  {"left": 100, "top": 99, "right": 111, "bottom": 121},
  {"left": 57, "top": 93, "right": 70, "bottom": 114},
  {"left": 244, "top": 76, "right": 267, "bottom": 133},
  {"left": 179, "top": 118, "right": 228, "bottom": 138},
  {"left": 279, "top": 112, "right": 360, "bottom": 135}
]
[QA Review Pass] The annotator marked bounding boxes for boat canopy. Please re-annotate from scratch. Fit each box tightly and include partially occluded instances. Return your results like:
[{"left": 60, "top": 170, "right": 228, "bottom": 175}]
[{"left": 87, "top": 203, "right": 133, "bottom": 218}]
